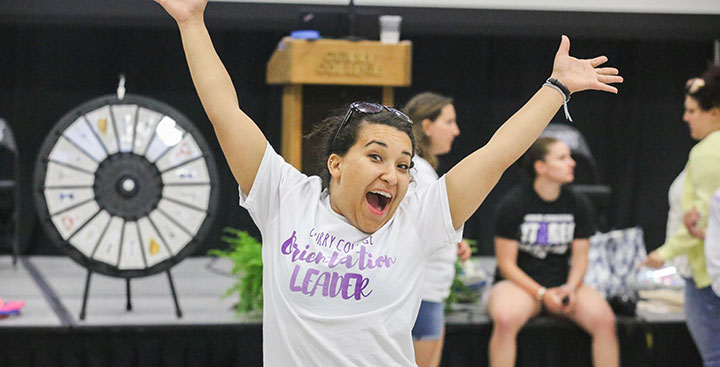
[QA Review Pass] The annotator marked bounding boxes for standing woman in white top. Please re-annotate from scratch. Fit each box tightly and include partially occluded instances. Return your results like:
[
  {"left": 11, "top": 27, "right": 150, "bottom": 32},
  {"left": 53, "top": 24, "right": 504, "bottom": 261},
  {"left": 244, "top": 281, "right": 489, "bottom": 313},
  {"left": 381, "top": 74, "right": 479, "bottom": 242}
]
[
  {"left": 404, "top": 92, "right": 472, "bottom": 367},
  {"left": 154, "top": 0, "right": 622, "bottom": 364}
]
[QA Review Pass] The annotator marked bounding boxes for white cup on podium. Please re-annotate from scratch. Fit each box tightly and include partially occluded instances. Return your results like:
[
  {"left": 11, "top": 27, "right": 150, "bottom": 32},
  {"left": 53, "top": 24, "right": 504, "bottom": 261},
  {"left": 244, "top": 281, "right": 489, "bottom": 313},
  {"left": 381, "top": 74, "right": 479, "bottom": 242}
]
[{"left": 379, "top": 15, "right": 402, "bottom": 44}]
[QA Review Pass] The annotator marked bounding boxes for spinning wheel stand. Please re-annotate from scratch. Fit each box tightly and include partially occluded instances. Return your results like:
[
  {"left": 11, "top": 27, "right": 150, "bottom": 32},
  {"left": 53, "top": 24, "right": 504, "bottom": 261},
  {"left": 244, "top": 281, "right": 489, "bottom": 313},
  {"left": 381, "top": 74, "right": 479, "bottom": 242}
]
[{"left": 79, "top": 269, "right": 182, "bottom": 320}]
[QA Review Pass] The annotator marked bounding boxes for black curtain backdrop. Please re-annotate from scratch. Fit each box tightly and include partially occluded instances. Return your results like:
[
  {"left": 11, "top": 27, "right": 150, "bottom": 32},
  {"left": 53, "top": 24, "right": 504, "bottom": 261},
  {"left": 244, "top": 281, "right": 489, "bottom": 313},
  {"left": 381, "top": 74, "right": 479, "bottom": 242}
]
[
  {"left": 0, "top": 318, "right": 701, "bottom": 367},
  {"left": 0, "top": 23, "right": 709, "bottom": 257}
]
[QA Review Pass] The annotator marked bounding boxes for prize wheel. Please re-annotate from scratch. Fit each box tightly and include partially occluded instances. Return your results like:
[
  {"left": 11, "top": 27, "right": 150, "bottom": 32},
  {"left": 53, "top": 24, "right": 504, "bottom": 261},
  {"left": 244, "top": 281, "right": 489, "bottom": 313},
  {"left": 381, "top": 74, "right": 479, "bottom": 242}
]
[{"left": 34, "top": 94, "right": 219, "bottom": 278}]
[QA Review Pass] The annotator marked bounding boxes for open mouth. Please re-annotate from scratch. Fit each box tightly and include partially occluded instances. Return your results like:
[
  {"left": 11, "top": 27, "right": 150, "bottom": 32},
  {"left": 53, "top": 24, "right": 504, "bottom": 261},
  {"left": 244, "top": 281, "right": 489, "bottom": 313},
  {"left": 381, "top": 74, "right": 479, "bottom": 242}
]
[{"left": 366, "top": 190, "right": 392, "bottom": 215}]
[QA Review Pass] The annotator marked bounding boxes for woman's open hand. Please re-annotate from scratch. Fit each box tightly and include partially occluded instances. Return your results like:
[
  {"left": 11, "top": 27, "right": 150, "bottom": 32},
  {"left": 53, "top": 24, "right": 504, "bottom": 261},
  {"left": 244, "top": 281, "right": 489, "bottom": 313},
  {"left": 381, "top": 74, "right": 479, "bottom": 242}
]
[
  {"left": 642, "top": 250, "right": 665, "bottom": 268},
  {"left": 457, "top": 240, "right": 472, "bottom": 262},
  {"left": 154, "top": 0, "right": 207, "bottom": 24},
  {"left": 550, "top": 35, "right": 623, "bottom": 94}
]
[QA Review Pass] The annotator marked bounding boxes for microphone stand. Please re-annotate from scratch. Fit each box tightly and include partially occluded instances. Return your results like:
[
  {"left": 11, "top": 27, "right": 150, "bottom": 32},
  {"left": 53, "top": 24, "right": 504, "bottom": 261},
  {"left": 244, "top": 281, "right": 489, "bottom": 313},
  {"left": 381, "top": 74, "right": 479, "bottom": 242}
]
[{"left": 343, "top": 0, "right": 364, "bottom": 41}]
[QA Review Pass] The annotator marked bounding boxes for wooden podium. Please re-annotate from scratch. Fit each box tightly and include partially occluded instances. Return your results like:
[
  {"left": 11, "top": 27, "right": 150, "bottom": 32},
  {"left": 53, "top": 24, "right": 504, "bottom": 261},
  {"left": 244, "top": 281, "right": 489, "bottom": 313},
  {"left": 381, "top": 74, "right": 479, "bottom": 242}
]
[{"left": 267, "top": 37, "right": 412, "bottom": 170}]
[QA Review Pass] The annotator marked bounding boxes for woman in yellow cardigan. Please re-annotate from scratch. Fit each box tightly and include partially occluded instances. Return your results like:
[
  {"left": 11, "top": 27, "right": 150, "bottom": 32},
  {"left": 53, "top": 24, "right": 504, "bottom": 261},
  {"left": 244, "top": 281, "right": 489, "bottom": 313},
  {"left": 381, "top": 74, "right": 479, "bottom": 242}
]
[{"left": 644, "top": 65, "right": 720, "bottom": 367}]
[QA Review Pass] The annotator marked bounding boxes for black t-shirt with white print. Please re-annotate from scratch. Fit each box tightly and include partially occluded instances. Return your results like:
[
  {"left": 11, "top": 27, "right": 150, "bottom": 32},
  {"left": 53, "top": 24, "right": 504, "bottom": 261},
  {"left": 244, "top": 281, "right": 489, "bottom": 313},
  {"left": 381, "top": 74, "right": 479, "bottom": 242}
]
[{"left": 494, "top": 182, "right": 595, "bottom": 288}]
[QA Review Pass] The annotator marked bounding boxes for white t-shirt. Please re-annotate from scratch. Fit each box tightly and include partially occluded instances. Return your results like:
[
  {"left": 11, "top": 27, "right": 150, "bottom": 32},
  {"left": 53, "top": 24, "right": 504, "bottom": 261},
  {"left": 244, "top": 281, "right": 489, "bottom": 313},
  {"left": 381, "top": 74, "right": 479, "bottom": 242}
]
[
  {"left": 239, "top": 144, "right": 461, "bottom": 366},
  {"left": 411, "top": 156, "right": 460, "bottom": 302},
  {"left": 704, "top": 188, "right": 720, "bottom": 296}
]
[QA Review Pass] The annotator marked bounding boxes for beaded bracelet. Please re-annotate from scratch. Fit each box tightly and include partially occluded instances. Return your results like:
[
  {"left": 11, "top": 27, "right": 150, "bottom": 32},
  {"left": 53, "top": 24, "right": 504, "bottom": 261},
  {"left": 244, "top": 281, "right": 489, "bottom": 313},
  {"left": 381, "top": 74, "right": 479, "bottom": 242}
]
[{"left": 543, "top": 77, "right": 573, "bottom": 122}]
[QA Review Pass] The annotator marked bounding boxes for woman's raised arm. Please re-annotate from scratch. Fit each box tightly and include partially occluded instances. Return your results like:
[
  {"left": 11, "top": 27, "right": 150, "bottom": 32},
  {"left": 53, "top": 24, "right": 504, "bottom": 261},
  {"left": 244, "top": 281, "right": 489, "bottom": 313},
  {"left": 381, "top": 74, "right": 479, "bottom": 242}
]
[
  {"left": 445, "top": 36, "right": 622, "bottom": 229},
  {"left": 155, "top": 0, "right": 267, "bottom": 195}
]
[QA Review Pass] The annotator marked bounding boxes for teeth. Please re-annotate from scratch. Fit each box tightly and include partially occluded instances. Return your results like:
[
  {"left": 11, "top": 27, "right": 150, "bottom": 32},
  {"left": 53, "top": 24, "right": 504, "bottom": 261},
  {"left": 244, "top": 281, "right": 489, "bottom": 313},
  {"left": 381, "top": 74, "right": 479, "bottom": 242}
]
[{"left": 369, "top": 190, "right": 391, "bottom": 199}]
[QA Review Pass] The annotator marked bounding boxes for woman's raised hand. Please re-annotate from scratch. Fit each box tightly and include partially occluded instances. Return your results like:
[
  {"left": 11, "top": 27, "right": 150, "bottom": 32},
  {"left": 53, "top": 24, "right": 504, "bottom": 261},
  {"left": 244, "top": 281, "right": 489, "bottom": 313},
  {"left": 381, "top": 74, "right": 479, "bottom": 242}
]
[
  {"left": 550, "top": 35, "right": 623, "bottom": 94},
  {"left": 154, "top": 0, "right": 207, "bottom": 24}
]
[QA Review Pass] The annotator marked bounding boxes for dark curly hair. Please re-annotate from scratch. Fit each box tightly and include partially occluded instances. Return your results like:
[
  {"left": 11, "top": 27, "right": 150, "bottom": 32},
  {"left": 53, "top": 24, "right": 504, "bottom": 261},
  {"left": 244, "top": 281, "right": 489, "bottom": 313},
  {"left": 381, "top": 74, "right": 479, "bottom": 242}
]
[
  {"left": 306, "top": 103, "right": 416, "bottom": 188},
  {"left": 685, "top": 64, "right": 720, "bottom": 111}
]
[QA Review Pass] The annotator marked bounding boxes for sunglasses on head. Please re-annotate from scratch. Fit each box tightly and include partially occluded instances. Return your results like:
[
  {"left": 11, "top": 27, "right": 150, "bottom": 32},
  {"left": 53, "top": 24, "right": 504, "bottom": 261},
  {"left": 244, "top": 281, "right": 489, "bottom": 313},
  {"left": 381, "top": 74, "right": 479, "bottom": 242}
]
[{"left": 331, "top": 102, "right": 414, "bottom": 149}]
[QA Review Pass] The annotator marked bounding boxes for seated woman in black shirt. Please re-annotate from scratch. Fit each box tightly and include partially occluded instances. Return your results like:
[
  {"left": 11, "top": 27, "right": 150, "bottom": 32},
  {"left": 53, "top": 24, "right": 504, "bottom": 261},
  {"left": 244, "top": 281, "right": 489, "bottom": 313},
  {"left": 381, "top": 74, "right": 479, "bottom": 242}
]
[{"left": 487, "top": 137, "right": 618, "bottom": 367}]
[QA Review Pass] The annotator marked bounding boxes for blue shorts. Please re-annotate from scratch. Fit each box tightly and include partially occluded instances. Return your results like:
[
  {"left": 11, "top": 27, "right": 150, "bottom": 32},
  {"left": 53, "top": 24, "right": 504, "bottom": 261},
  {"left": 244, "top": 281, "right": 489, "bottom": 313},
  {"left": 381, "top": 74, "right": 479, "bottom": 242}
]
[{"left": 412, "top": 300, "right": 445, "bottom": 341}]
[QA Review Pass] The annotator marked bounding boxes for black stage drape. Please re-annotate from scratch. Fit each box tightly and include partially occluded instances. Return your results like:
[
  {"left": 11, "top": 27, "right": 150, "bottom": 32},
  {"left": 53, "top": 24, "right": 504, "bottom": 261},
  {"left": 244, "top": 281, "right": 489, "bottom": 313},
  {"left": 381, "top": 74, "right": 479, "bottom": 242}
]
[
  {"left": 0, "top": 324, "right": 263, "bottom": 367},
  {"left": 443, "top": 317, "right": 701, "bottom": 367},
  {"left": 0, "top": 24, "right": 711, "bottom": 256},
  {"left": 0, "top": 317, "right": 700, "bottom": 367}
]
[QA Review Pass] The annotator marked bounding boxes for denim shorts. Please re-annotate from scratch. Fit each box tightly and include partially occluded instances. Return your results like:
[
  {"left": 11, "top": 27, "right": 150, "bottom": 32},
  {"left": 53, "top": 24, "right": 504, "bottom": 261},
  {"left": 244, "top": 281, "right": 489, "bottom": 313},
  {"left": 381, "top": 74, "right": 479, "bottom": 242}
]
[{"left": 412, "top": 300, "right": 445, "bottom": 341}]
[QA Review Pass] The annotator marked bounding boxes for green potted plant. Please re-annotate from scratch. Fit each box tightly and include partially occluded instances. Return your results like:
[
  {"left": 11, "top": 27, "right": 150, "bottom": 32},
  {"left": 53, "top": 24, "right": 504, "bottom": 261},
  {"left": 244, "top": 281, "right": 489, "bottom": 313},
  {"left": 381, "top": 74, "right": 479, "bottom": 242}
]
[{"left": 208, "top": 228, "right": 263, "bottom": 318}]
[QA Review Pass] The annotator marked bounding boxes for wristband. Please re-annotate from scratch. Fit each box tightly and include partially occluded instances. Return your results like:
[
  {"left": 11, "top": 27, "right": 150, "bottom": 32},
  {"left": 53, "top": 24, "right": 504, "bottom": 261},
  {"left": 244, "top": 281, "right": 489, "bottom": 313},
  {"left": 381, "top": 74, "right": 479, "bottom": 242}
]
[
  {"left": 543, "top": 77, "right": 573, "bottom": 122},
  {"left": 536, "top": 286, "right": 547, "bottom": 301}
]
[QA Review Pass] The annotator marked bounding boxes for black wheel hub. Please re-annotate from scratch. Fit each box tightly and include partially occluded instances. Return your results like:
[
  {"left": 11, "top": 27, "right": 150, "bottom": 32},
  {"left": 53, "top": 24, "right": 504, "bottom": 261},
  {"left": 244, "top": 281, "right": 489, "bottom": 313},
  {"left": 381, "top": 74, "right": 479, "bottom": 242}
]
[{"left": 94, "top": 153, "right": 162, "bottom": 220}]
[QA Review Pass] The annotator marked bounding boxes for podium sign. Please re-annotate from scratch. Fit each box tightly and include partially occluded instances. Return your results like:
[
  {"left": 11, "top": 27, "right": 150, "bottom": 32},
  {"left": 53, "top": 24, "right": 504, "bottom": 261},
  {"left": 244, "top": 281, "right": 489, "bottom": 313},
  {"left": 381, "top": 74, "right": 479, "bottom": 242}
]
[{"left": 267, "top": 38, "right": 412, "bottom": 86}]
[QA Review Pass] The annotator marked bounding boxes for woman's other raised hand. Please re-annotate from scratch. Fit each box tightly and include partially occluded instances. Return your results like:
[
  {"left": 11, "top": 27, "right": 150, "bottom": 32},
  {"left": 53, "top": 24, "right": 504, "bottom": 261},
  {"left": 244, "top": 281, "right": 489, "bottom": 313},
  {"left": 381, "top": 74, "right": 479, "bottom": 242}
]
[
  {"left": 155, "top": 0, "right": 207, "bottom": 24},
  {"left": 550, "top": 35, "right": 623, "bottom": 94}
]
